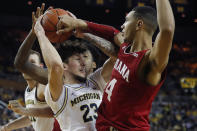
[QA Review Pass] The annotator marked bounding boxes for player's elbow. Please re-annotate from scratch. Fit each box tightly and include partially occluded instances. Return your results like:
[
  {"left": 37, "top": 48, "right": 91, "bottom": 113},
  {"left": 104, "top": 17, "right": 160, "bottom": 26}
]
[
  {"left": 14, "top": 59, "right": 23, "bottom": 70},
  {"left": 160, "top": 29, "right": 174, "bottom": 42},
  {"left": 160, "top": 24, "right": 175, "bottom": 38}
]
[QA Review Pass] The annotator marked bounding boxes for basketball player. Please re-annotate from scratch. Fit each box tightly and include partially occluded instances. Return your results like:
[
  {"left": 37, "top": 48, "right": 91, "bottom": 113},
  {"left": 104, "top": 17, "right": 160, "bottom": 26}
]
[
  {"left": 7, "top": 4, "right": 118, "bottom": 131},
  {"left": 0, "top": 51, "right": 58, "bottom": 131},
  {"left": 0, "top": 4, "right": 61, "bottom": 131},
  {"left": 31, "top": 15, "right": 118, "bottom": 130},
  {"left": 56, "top": 0, "right": 175, "bottom": 130}
]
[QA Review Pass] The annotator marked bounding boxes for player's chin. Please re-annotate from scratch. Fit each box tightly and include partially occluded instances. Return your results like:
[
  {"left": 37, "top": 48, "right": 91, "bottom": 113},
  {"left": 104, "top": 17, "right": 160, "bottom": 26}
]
[{"left": 78, "top": 72, "right": 86, "bottom": 78}]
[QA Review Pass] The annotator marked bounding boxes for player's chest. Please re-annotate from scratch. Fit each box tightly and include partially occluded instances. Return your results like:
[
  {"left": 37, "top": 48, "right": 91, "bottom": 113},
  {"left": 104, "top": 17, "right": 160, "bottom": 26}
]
[{"left": 68, "top": 88, "right": 102, "bottom": 108}]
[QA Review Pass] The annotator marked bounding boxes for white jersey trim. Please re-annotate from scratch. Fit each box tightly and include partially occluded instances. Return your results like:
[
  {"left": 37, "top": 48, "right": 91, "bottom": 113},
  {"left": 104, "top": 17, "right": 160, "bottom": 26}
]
[{"left": 54, "top": 87, "right": 68, "bottom": 118}]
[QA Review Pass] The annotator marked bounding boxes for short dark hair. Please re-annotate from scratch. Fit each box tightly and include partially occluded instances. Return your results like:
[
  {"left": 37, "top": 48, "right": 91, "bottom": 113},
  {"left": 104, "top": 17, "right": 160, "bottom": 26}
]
[
  {"left": 132, "top": 6, "right": 158, "bottom": 35},
  {"left": 57, "top": 39, "right": 88, "bottom": 63},
  {"left": 29, "top": 50, "right": 41, "bottom": 63}
]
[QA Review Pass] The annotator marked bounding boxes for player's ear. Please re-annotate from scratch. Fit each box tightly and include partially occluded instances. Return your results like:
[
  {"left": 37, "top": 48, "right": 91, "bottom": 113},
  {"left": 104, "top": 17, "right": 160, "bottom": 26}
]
[
  {"left": 136, "top": 20, "right": 143, "bottom": 30},
  {"left": 63, "top": 63, "right": 68, "bottom": 70}
]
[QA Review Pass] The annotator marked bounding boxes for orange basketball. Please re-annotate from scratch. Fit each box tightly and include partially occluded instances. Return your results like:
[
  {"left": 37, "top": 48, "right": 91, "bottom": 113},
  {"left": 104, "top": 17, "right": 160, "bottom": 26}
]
[{"left": 41, "top": 8, "right": 72, "bottom": 43}]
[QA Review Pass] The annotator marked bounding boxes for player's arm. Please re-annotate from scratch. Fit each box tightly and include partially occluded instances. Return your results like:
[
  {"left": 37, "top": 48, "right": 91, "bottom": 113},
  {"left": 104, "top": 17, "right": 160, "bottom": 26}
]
[
  {"left": 80, "top": 33, "right": 117, "bottom": 82},
  {"left": 81, "top": 33, "right": 119, "bottom": 58},
  {"left": 101, "top": 58, "right": 116, "bottom": 83},
  {"left": 147, "top": 0, "right": 175, "bottom": 85},
  {"left": 14, "top": 4, "right": 48, "bottom": 85},
  {"left": 57, "top": 15, "right": 123, "bottom": 46},
  {"left": 8, "top": 100, "right": 54, "bottom": 118},
  {"left": 34, "top": 16, "right": 63, "bottom": 101},
  {"left": 0, "top": 116, "right": 31, "bottom": 131},
  {"left": 22, "top": 107, "right": 54, "bottom": 118}
]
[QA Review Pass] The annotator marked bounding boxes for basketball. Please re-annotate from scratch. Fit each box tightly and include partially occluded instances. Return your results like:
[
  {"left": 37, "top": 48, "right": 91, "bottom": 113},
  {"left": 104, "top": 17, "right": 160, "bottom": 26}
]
[{"left": 41, "top": 8, "right": 72, "bottom": 43}]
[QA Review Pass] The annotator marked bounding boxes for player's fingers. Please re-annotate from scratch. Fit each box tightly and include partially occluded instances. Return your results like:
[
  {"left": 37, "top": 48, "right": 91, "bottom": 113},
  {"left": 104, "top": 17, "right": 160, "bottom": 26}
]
[
  {"left": 9, "top": 100, "right": 18, "bottom": 104},
  {"left": 58, "top": 15, "right": 64, "bottom": 21},
  {"left": 32, "top": 12, "right": 36, "bottom": 23},
  {"left": 57, "top": 28, "right": 71, "bottom": 35},
  {"left": 36, "top": 7, "right": 41, "bottom": 18},
  {"left": 45, "top": 6, "right": 53, "bottom": 13},
  {"left": 40, "top": 3, "right": 45, "bottom": 15},
  {"left": 48, "top": 6, "right": 53, "bottom": 10},
  {"left": 56, "top": 20, "right": 64, "bottom": 31},
  {"left": 10, "top": 103, "right": 18, "bottom": 108}
]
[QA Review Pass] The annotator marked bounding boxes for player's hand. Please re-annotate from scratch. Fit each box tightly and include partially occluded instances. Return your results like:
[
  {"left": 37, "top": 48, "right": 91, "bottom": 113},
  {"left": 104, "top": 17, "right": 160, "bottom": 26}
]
[
  {"left": 56, "top": 15, "right": 77, "bottom": 34},
  {"left": 32, "top": 3, "right": 45, "bottom": 34},
  {"left": 73, "top": 30, "right": 84, "bottom": 38},
  {"left": 0, "top": 125, "right": 9, "bottom": 131},
  {"left": 8, "top": 100, "right": 27, "bottom": 116},
  {"left": 34, "top": 15, "right": 45, "bottom": 35}
]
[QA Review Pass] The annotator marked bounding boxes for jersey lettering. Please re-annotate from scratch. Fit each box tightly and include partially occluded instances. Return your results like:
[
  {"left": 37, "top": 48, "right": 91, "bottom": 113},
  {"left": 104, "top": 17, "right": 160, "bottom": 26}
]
[
  {"left": 105, "top": 78, "right": 117, "bottom": 101},
  {"left": 114, "top": 59, "right": 130, "bottom": 82}
]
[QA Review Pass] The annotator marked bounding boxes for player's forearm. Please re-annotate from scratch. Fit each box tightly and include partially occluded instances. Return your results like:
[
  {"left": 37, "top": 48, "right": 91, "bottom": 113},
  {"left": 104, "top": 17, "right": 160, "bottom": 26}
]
[
  {"left": 24, "top": 107, "right": 54, "bottom": 118},
  {"left": 84, "top": 21, "right": 120, "bottom": 43},
  {"left": 156, "top": 0, "right": 175, "bottom": 33},
  {"left": 36, "top": 32, "right": 63, "bottom": 70},
  {"left": 5, "top": 116, "right": 31, "bottom": 130},
  {"left": 154, "top": 0, "right": 175, "bottom": 70},
  {"left": 14, "top": 30, "right": 36, "bottom": 69},
  {"left": 83, "top": 33, "right": 118, "bottom": 58}
]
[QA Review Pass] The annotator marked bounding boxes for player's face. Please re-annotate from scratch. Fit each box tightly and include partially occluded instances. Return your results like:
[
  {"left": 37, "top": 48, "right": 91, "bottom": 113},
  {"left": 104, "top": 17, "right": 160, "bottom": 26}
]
[
  {"left": 121, "top": 11, "right": 137, "bottom": 43},
  {"left": 66, "top": 53, "right": 86, "bottom": 79},
  {"left": 82, "top": 50, "right": 96, "bottom": 75},
  {"left": 23, "top": 54, "right": 41, "bottom": 80}
]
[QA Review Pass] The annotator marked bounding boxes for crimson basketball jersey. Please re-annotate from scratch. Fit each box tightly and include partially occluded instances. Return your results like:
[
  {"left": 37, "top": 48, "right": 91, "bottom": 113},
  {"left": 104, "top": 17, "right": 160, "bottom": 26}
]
[{"left": 96, "top": 43, "right": 166, "bottom": 131}]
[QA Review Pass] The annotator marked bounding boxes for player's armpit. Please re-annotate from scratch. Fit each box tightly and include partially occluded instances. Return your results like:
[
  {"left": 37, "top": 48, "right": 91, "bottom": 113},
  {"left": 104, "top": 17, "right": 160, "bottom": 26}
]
[{"left": 101, "top": 58, "right": 117, "bottom": 83}]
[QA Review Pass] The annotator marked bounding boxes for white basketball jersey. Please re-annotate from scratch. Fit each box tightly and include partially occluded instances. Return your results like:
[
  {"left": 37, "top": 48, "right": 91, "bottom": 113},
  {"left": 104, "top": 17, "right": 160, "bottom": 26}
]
[
  {"left": 45, "top": 68, "right": 106, "bottom": 131},
  {"left": 24, "top": 86, "right": 55, "bottom": 131}
]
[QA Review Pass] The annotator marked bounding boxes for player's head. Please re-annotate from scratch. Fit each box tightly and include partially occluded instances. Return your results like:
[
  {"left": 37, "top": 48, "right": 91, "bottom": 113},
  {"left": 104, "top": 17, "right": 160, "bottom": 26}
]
[
  {"left": 58, "top": 40, "right": 96, "bottom": 83},
  {"left": 81, "top": 39, "right": 101, "bottom": 74},
  {"left": 23, "top": 50, "right": 42, "bottom": 81},
  {"left": 121, "top": 6, "right": 157, "bottom": 43}
]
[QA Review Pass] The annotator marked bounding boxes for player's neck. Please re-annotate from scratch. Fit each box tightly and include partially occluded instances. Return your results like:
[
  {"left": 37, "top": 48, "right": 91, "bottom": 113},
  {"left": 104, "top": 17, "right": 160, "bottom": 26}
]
[
  {"left": 27, "top": 80, "right": 37, "bottom": 90},
  {"left": 63, "top": 74, "right": 84, "bottom": 85},
  {"left": 130, "top": 31, "right": 152, "bottom": 52}
]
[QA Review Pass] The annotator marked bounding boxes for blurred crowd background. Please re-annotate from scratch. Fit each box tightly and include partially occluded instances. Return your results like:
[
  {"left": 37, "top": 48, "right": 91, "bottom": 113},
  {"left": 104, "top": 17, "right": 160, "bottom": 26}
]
[{"left": 0, "top": 0, "right": 197, "bottom": 130}]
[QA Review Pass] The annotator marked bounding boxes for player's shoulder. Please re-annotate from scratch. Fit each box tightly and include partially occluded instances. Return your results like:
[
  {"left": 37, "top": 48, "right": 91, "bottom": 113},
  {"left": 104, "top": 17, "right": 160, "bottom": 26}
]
[{"left": 63, "top": 83, "right": 87, "bottom": 91}]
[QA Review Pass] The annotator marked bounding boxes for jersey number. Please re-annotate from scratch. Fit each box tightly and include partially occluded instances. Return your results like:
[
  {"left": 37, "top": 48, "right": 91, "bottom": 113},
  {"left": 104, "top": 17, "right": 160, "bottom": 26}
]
[
  {"left": 105, "top": 78, "right": 117, "bottom": 101},
  {"left": 80, "top": 103, "right": 98, "bottom": 123}
]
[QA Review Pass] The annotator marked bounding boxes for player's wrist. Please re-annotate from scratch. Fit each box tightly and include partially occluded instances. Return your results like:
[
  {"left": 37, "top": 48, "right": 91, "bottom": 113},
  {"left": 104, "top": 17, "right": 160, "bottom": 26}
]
[{"left": 75, "top": 19, "right": 88, "bottom": 31}]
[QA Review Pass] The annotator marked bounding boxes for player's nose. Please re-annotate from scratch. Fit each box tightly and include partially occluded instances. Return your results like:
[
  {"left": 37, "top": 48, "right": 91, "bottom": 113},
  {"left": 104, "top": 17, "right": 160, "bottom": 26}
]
[{"left": 80, "top": 57, "right": 85, "bottom": 67}]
